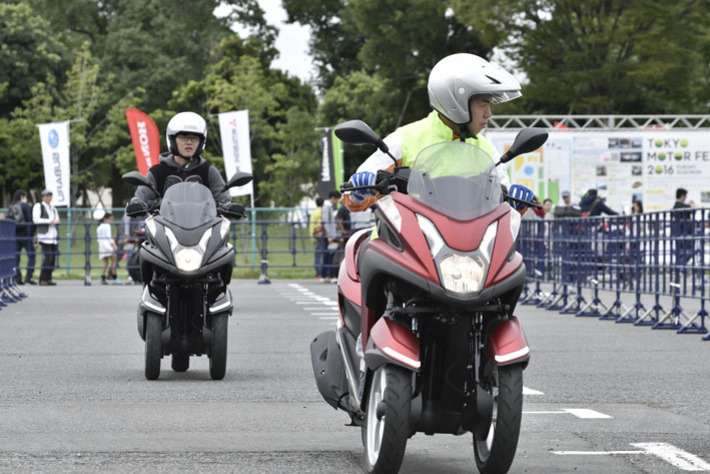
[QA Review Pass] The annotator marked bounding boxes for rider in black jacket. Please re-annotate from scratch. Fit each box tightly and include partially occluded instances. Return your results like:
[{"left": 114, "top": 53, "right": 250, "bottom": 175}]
[{"left": 127, "top": 112, "right": 242, "bottom": 215}]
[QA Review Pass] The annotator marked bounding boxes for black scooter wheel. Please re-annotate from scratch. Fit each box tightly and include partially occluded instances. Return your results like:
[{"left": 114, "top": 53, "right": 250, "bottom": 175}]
[
  {"left": 144, "top": 313, "right": 162, "bottom": 380},
  {"left": 171, "top": 354, "right": 189, "bottom": 372},
  {"left": 209, "top": 313, "right": 228, "bottom": 380},
  {"left": 363, "top": 365, "right": 411, "bottom": 474},
  {"left": 473, "top": 364, "right": 523, "bottom": 474}
]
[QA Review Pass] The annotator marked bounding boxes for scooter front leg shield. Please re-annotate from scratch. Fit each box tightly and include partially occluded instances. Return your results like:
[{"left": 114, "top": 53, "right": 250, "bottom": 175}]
[
  {"left": 365, "top": 317, "right": 420, "bottom": 372},
  {"left": 485, "top": 316, "right": 530, "bottom": 367}
]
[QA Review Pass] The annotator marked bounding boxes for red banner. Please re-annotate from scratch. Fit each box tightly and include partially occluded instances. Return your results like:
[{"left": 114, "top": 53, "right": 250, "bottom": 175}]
[{"left": 125, "top": 108, "right": 160, "bottom": 176}]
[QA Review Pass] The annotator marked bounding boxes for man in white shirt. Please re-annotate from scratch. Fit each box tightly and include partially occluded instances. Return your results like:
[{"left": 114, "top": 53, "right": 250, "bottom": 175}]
[{"left": 32, "top": 189, "right": 60, "bottom": 286}]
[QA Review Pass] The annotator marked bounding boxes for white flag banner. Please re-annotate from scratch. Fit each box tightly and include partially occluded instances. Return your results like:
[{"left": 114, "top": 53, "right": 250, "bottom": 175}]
[
  {"left": 37, "top": 121, "right": 71, "bottom": 206},
  {"left": 218, "top": 110, "right": 254, "bottom": 197}
]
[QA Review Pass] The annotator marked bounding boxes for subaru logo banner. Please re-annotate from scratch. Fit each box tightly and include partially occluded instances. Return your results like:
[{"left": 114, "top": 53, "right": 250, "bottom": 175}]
[{"left": 37, "top": 121, "right": 71, "bottom": 206}]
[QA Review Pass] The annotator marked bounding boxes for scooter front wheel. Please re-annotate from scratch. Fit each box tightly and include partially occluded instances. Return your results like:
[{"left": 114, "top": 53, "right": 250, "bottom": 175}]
[
  {"left": 473, "top": 364, "right": 523, "bottom": 474},
  {"left": 363, "top": 364, "right": 411, "bottom": 474},
  {"left": 209, "top": 313, "right": 228, "bottom": 380},
  {"left": 144, "top": 312, "right": 163, "bottom": 380}
]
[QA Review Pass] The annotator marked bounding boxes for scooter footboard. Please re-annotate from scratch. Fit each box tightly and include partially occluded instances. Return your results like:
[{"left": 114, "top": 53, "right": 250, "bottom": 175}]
[
  {"left": 310, "top": 331, "right": 349, "bottom": 410},
  {"left": 365, "top": 317, "right": 420, "bottom": 371},
  {"left": 485, "top": 316, "right": 530, "bottom": 367}
]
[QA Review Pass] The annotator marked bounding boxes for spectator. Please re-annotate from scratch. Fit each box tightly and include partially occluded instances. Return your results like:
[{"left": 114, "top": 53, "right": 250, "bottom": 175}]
[
  {"left": 542, "top": 198, "right": 554, "bottom": 220},
  {"left": 322, "top": 190, "right": 341, "bottom": 282},
  {"left": 672, "top": 188, "right": 694, "bottom": 266},
  {"left": 580, "top": 189, "right": 618, "bottom": 216},
  {"left": 632, "top": 200, "right": 644, "bottom": 214},
  {"left": 309, "top": 197, "right": 325, "bottom": 281},
  {"left": 554, "top": 190, "right": 582, "bottom": 218},
  {"left": 32, "top": 189, "right": 60, "bottom": 286},
  {"left": 8, "top": 189, "right": 36, "bottom": 285},
  {"left": 673, "top": 187, "right": 694, "bottom": 209},
  {"left": 97, "top": 212, "right": 121, "bottom": 285}
]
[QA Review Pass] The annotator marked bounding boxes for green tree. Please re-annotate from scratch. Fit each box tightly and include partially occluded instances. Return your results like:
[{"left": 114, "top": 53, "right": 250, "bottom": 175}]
[
  {"left": 0, "top": 2, "right": 68, "bottom": 118},
  {"left": 454, "top": 0, "right": 710, "bottom": 114}
]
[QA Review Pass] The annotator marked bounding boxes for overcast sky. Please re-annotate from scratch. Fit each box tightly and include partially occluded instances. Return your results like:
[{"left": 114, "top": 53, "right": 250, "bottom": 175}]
[{"left": 216, "top": 1, "right": 315, "bottom": 83}]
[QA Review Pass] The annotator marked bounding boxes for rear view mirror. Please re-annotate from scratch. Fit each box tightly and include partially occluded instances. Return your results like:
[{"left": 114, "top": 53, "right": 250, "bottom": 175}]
[
  {"left": 498, "top": 128, "right": 549, "bottom": 164},
  {"left": 224, "top": 172, "right": 254, "bottom": 191},
  {"left": 334, "top": 120, "right": 389, "bottom": 153},
  {"left": 122, "top": 171, "right": 151, "bottom": 187}
]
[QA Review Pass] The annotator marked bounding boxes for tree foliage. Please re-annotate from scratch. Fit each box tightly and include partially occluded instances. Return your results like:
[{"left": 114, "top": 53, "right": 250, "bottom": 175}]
[{"left": 454, "top": 0, "right": 710, "bottom": 114}]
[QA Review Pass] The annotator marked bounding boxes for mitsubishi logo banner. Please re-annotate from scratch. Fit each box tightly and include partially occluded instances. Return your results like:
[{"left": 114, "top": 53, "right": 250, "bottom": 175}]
[
  {"left": 486, "top": 130, "right": 710, "bottom": 212},
  {"left": 37, "top": 121, "right": 71, "bottom": 206},
  {"left": 125, "top": 108, "right": 160, "bottom": 176},
  {"left": 218, "top": 110, "right": 254, "bottom": 198},
  {"left": 317, "top": 128, "right": 344, "bottom": 198}
]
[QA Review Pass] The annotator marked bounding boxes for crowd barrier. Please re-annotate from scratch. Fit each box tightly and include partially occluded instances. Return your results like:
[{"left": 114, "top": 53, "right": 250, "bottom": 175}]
[
  {"left": 5, "top": 206, "right": 709, "bottom": 340},
  {"left": 0, "top": 220, "right": 28, "bottom": 308},
  {"left": 518, "top": 208, "right": 710, "bottom": 341}
]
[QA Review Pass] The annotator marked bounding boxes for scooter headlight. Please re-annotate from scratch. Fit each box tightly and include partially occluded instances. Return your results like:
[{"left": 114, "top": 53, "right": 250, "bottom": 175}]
[
  {"left": 439, "top": 254, "right": 487, "bottom": 294},
  {"left": 509, "top": 208, "right": 521, "bottom": 241},
  {"left": 378, "top": 195, "right": 402, "bottom": 232},
  {"left": 165, "top": 227, "right": 213, "bottom": 273},
  {"left": 219, "top": 217, "right": 231, "bottom": 239},
  {"left": 437, "top": 222, "right": 498, "bottom": 295}
]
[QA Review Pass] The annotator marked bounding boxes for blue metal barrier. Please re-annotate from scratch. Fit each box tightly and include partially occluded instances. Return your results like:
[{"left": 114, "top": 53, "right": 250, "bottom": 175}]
[
  {"left": 0, "top": 219, "right": 27, "bottom": 306},
  {"left": 519, "top": 208, "right": 710, "bottom": 340}
]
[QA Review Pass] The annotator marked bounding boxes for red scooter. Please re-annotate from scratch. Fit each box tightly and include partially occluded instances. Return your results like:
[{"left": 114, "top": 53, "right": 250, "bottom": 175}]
[{"left": 310, "top": 121, "right": 546, "bottom": 474}]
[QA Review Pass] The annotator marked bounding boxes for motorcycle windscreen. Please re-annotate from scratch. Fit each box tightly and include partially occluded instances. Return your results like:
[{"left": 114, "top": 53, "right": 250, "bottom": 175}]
[
  {"left": 160, "top": 182, "right": 217, "bottom": 229},
  {"left": 407, "top": 141, "right": 503, "bottom": 221}
]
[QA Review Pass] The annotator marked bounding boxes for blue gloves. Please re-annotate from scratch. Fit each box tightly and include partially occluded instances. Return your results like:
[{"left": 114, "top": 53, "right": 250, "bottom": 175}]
[
  {"left": 348, "top": 171, "right": 377, "bottom": 202},
  {"left": 508, "top": 184, "right": 534, "bottom": 211}
]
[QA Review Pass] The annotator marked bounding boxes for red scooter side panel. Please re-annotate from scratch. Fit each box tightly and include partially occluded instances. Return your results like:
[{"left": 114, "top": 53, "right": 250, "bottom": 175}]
[
  {"left": 490, "top": 253, "right": 524, "bottom": 286},
  {"left": 338, "top": 228, "right": 371, "bottom": 310},
  {"left": 485, "top": 209, "right": 515, "bottom": 287},
  {"left": 485, "top": 316, "right": 530, "bottom": 365},
  {"left": 370, "top": 317, "right": 420, "bottom": 370}
]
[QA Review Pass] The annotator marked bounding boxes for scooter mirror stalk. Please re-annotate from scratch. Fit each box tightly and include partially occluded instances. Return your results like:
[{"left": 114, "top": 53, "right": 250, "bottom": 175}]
[
  {"left": 496, "top": 128, "right": 549, "bottom": 165},
  {"left": 334, "top": 120, "right": 398, "bottom": 165}
]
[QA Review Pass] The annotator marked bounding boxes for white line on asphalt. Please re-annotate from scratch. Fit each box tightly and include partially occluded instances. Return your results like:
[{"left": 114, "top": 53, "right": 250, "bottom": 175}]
[
  {"left": 523, "top": 409, "right": 612, "bottom": 419},
  {"left": 311, "top": 313, "right": 339, "bottom": 316},
  {"left": 319, "top": 317, "right": 339, "bottom": 320},
  {"left": 523, "top": 387, "right": 544, "bottom": 395},
  {"left": 553, "top": 451, "right": 645, "bottom": 455},
  {"left": 554, "top": 443, "right": 710, "bottom": 471},
  {"left": 631, "top": 443, "right": 710, "bottom": 471}
]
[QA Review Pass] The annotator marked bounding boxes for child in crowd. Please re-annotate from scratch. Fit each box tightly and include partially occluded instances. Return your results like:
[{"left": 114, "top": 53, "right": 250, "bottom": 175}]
[{"left": 97, "top": 213, "right": 121, "bottom": 285}]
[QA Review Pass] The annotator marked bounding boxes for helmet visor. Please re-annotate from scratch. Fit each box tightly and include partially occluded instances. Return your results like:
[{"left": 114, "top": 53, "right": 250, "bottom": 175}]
[{"left": 490, "top": 90, "right": 522, "bottom": 104}]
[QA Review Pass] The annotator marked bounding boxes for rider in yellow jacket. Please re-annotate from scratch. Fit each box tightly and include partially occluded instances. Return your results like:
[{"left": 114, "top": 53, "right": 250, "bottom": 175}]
[{"left": 343, "top": 53, "right": 533, "bottom": 213}]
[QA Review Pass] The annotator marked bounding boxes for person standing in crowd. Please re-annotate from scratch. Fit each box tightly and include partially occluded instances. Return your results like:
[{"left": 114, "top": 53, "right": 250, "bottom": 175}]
[
  {"left": 8, "top": 189, "right": 36, "bottom": 285},
  {"left": 542, "top": 198, "right": 554, "bottom": 220},
  {"left": 321, "top": 190, "right": 341, "bottom": 282},
  {"left": 632, "top": 200, "right": 644, "bottom": 214},
  {"left": 32, "top": 189, "right": 60, "bottom": 286},
  {"left": 673, "top": 187, "right": 694, "bottom": 210},
  {"left": 580, "top": 189, "right": 618, "bottom": 216},
  {"left": 97, "top": 212, "right": 122, "bottom": 285},
  {"left": 672, "top": 188, "right": 695, "bottom": 266},
  {"left": 309, "top": 197, "right": 325, "bottom": 281},
  {"left": 554, "top": 190, "right": 582, "bottom": 218}
]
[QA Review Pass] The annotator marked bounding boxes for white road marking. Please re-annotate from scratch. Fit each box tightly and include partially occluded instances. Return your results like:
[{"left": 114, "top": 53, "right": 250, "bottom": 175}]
[
  {"left": 319, "top": 317, "right": 339, "bottom": 321},
  {"left": 562, "top": 408, "right": 612, "bottom": 419},
  {"left": 523, "top": 387, "right": 544, "bottom": 395},
  {"left": 523, "top": 409, "right": 612, "bottom": 419},
  {"left": 554, "top": 443, "right": 710, "bottom": 471},
  {"left": 631, "top": 443, "right": 710, "bottom": 471},
  {"left": 311, "top": 313, "right": 339, "bottom": 316}
]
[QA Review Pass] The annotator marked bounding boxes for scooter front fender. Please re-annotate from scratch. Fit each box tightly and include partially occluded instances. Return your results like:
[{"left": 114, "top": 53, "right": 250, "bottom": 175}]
[
  {"left": 485, "top": 316, "right": 530, "bottom": 367},
  {"left": 365, "top": 317, "right": 420, "bottom": 372}
]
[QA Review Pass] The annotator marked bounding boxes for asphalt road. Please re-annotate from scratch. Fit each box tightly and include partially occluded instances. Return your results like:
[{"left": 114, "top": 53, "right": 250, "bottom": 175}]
[{"left": 0, "top": 280, "right": 708, "bottom": 473}]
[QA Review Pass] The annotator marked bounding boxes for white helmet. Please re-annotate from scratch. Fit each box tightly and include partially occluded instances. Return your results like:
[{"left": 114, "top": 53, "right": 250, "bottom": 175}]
[
  {"left": 427, "top": 53, "right": 522, "bottom": 125},
  {"left": 166, "top": 111, "right": 207, "bottom": 157}
]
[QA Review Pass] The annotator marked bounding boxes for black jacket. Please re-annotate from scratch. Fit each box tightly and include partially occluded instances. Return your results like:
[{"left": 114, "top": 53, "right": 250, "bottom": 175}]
[{"left": 134, "top": 153, "right": 231, "bottom": 204}]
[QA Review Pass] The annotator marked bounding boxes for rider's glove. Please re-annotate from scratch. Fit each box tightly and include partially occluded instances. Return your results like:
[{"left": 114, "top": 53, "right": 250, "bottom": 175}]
[
  {"left": 126, "top": 197, "right": 149, "bottom": 217},
  {"left": 348, "top": 171, "right": 377, "bottom": 203},
  {"left": 219, "top": 201, "right": 246, "bottom": 218},
  {"left": 508, "top": 184, "right": 534, "bottom": 211}
]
